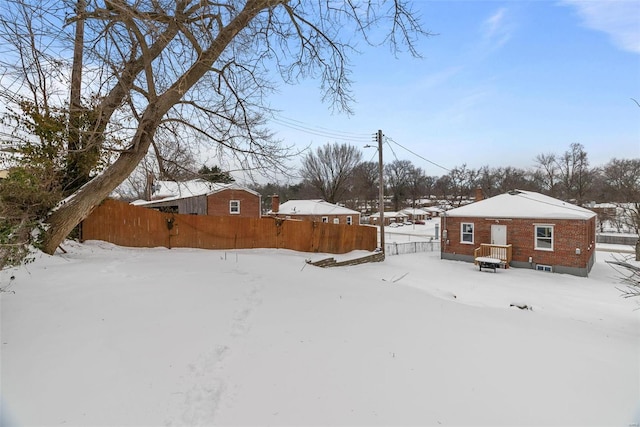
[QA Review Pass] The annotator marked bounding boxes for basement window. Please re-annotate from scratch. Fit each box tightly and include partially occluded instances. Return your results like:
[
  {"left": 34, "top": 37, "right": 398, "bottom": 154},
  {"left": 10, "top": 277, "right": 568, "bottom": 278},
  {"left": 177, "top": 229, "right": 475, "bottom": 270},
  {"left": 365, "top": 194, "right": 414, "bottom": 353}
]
[{"left": 536, "top": 264, "right": 553, "bottom": 272}]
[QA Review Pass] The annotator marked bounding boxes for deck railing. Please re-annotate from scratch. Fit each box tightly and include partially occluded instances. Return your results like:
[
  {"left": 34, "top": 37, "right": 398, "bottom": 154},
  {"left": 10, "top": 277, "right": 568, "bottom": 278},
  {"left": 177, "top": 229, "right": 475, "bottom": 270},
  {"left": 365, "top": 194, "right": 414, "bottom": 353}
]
[{"left": 474, "top": 243, "right": 512, "bottom": 266}]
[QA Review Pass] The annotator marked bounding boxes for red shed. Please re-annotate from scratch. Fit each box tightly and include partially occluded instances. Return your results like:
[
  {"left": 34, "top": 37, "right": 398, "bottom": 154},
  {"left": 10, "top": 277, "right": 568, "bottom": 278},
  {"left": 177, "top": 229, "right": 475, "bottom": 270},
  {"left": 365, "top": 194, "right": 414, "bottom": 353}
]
[{"left": 132, "top": 179, "right": 261, "bottom": 218}]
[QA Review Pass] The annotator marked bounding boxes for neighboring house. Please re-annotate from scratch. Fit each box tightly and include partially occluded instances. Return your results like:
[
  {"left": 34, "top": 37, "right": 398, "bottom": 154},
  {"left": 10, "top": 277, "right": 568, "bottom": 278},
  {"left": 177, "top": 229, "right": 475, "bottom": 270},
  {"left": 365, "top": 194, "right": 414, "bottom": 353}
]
[
  {"left": 423, "top": 206, "right": 444, "bottom": 217},
  {"left": 587, "top": 201, "right": 639, "bottom": 234},
  {"left": 369, "top": 211, "right": 409, "bottom": 226},
  {"left": 441, "top": 189, "right": 597, "bottom": 277},
  {"left": 400, "top": 208, "right": 428, "bottom": 222},
  {"left": 270, "top": 196, "right": 359, "bottom": 225},
  {"left": 132, "top": 179, "right": 261, "bottom": 218}
]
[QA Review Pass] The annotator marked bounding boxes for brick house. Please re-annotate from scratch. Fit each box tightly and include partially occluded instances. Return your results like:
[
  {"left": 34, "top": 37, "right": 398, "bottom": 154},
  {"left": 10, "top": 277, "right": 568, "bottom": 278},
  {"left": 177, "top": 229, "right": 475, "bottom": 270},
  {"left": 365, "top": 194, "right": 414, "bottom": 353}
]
[
  {"left": 441, "top": 190, "right": 597, "bottom": 277},
  {"left": 132, "top": 179, "right": 261, "bottom": 218},
  {"left": 270, "top": 196, "right": 360, "bottom": 225},
  {"left": 400, "top": 208, "right": 428, "bottom": 222},
  {"left": 369, "top": 211, "right": 409, "bottom": 226}
]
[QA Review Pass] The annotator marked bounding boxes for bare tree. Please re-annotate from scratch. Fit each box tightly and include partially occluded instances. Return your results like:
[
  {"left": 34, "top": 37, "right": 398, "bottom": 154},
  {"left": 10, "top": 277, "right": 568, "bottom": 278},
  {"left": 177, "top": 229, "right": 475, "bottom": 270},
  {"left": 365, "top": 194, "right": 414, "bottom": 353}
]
[
  {"left": 433, "top": 174, "right": 452, "bottom": 206},
  {"left": 557, "top": 143, "right": 595, "bottom": 205},
  {"left": 299, "top": 142, "right": 363, "bottom": 204},
  {"left": 602, "top": 158, "right": 640, "bottom": 238},
  {"left": 477, "top": 165, "right": 529, "bottom": 197},
  {"left": 444, "top": 164, "right": 478, "bottom": 207},
  {"left": 384, "top": 159, "right": 413, "bottom": 211},
  {"left": 0, "top": 0, "right": 430, "bottom": 255},
  {"left": 476, "top": 165, "right": 499, "bottom": 198},
  {"left": 606, "top": 255, "right": 640, "bottom": 301},
  {"left": 351, "top": 161, "right": 379, "bottom": 214},
  {"left": 534, "top": 153, "right": 559, "bottom": 196},
  {"left": 406, "top": 165, "right": 428, "bottom": 207}
]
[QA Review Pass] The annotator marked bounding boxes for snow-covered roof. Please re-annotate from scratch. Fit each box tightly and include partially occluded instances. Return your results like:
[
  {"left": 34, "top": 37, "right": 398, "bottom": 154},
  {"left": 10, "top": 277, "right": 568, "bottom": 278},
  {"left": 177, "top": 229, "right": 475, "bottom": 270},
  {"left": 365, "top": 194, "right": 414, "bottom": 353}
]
[
  {"left": 274, "top": 200, "right": 359, "bottom": 216},
  {"left": 132, "top": 179, "right": 259, "bottom": 207},
  {"left": 423, "top": 206, "right": 444, "bottom": 213},
  {"left": 369, "top": 211, "right": 409, "bottom": 219},
  {"left": 151, "top": 179, "right": 230, "bottom": 200},
  {"left": 445, "top": 190, "right": 596, "bottom": 220},
  {"left": 401, "top": 208, "right": 428, "bottom": 215}
]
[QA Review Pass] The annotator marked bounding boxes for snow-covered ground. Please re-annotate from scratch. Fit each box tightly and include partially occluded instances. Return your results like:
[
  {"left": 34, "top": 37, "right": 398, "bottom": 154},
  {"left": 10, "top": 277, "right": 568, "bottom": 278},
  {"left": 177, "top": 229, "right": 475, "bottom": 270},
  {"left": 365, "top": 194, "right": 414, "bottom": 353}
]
[{"left": 1, "top": 231, "right": 638, "bottom": 426}]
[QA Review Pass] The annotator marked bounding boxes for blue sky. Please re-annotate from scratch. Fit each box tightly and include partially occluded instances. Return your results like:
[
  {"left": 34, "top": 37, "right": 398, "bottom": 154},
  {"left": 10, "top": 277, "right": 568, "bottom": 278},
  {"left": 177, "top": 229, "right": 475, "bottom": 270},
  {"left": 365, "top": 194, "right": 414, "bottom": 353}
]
[{"left": 264, "top": 0, "right": 640, "bottom": 180}]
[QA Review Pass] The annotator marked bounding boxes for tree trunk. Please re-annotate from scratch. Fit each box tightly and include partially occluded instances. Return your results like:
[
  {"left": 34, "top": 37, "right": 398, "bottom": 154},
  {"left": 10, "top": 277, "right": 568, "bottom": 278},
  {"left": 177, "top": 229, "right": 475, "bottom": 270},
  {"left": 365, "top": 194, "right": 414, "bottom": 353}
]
[
  {"left": 41, "top": 2, "right": 264, "bottom": 254},
  {"left": 65, "top": 0, "right": 87, "bottom": 193},
  {"left": 41, "top": 126, "right": 155, "bottom": 254}
]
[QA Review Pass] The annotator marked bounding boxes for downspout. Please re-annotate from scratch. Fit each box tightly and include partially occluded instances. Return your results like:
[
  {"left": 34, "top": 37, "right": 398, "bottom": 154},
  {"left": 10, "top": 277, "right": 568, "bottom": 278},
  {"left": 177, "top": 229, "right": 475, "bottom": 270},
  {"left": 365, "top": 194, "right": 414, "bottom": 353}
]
[{"left": 441, "top": 211, "right": 447, "bottom": 257}]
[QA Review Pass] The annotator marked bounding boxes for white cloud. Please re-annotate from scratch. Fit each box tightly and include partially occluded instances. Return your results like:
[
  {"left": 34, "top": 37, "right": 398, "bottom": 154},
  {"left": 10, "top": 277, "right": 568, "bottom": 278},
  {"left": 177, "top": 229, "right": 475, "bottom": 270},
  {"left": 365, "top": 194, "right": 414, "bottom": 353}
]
[
  {"left": 561, "top": 0, "right": 640, "bottom": 54},
  {"left": 482, "top": 7, "right": 513, "bottom": 49}
]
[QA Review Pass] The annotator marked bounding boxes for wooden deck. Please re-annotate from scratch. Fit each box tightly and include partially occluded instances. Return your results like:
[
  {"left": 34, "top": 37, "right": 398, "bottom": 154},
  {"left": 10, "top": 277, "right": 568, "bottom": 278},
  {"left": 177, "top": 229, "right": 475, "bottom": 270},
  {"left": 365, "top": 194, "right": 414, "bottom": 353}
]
[{"left": 474, "top": 243, "right": 512, "bottom": 267}]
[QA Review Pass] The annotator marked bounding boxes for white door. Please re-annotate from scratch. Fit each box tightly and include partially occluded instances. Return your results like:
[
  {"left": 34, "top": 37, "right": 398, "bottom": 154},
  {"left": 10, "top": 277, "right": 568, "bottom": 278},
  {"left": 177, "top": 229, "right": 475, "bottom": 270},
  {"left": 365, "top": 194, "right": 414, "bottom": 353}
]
[{"left": 491, "top": 224, "right": 507, "bottom": 245}]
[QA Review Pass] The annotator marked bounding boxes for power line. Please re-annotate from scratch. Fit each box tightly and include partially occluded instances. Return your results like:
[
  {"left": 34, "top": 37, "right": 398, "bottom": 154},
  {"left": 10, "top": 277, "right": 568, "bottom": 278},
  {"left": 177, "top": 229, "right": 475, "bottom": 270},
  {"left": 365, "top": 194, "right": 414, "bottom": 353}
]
[
  {"left": 384, "top": 137, "right": 401, "bottom": 163},
  {"left": 270, "top": 114, "right": 373, "bottom": 143},
  {"left": 385, "top": 136, "right": 451, "bottom": 172}
]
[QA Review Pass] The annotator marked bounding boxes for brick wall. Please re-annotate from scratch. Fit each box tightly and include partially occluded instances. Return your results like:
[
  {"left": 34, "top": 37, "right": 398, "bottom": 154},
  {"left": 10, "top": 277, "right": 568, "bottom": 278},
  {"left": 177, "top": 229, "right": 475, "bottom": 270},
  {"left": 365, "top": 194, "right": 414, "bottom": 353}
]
[
  {"left": 442, "top": 215, "right": 596, "bottom": 269},
  {"left": 207, "top": 189, "right": 261, "bottom": 218}
]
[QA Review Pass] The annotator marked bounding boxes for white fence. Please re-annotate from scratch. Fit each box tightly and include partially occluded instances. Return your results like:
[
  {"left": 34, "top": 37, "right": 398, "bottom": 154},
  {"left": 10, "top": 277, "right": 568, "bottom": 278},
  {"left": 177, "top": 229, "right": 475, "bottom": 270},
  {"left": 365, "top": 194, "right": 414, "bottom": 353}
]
[{"left": 384, "top": 240, "right": 441, "bottom": 256}]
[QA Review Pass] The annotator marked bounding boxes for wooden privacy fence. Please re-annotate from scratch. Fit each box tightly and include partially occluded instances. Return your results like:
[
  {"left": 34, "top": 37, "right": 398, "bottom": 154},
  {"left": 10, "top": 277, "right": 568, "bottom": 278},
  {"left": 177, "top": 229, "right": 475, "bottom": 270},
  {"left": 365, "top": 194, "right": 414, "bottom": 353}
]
[{"left": 81, "top": 199, "right": 377, "bottom": 254}]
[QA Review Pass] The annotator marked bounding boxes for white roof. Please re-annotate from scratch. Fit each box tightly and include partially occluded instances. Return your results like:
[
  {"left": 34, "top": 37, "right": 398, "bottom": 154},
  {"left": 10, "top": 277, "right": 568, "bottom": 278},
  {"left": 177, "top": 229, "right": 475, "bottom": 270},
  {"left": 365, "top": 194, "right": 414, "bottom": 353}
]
[
  {"left": 445, "top": 190, "right": 596, "bottom": 220},
  {"left": 133, "top": 179, "right": 259, "bottom": 206},
  {"left": 275, "top": 200, "right": 359, "bottom": 216},
  {"left": 369, "top": 211, "right": 409, "bottom": 218},
  {"left": 151, "top": 179, "right": 230, "bottom": 200},
  {"left": 401, "top": 208, "right": 428, "bottom": 215},
  {"left": 423, "top": 206, "right": 444, "bottom": 213}
]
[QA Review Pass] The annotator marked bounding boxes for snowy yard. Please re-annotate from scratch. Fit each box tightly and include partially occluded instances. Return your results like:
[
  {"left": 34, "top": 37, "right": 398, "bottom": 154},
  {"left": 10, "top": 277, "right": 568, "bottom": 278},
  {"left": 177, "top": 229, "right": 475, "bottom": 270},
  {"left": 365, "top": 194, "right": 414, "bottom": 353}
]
[{"left": 1, "top": 235, "right": 638, "bottom": 426}]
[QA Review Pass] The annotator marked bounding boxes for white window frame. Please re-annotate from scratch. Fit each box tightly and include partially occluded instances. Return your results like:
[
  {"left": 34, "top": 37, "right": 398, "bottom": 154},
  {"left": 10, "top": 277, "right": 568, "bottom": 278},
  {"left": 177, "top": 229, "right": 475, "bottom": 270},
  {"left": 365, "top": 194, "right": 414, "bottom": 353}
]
[
  {"left": 333, "top": 218, "right": 340, "bottom": 224},
  {"left": 346, "top": 216, "right": 353, "bottom": 225},
  {"left": 229, "top": 200, "right": 240, "bottom": 214},
  {"left": 534, "top": 224, "right": 554, "bottom": 251},
  {"left": 322, "top": 216, "right": 328, "bottom": 223},
  {"left": 461, "top": 222, "right": 474, "bottom": 244}
]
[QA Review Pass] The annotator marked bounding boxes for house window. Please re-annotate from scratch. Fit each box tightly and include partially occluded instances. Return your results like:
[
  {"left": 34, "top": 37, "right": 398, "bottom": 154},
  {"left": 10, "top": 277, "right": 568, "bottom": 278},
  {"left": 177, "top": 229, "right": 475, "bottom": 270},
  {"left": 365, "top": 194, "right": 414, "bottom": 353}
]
[
  {"left": 535, "top": 225, "right": 553, "bottom": 250},
  {"left": 333, "top": 218, "right": 339, "bottom": 224},
  {"left": 229, "top": 200, "right": 240, "bottom": 214},
  {"left": 461, "top": 222, "right": 474, "bottom": 244},
  {"left": 346, "top": 216, "right": 352, "bottom": 225},
  {"left": 322, "top": 217, "right": 328, "bottom": 223}
]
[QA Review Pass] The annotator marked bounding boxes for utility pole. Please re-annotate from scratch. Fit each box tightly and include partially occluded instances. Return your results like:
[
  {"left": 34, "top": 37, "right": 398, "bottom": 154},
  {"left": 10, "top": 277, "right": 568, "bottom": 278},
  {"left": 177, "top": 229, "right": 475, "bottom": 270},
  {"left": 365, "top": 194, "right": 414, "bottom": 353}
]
[{"left": 377, "top": 129, "right": 385, "bottom": 254}]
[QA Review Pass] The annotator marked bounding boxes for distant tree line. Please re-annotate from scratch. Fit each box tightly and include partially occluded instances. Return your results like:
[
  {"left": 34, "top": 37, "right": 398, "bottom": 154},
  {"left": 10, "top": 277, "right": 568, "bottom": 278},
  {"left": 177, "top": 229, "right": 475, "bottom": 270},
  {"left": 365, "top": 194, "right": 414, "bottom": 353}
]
[
  {"left": 253, "top": 142, "right": 639, "bottom": 207},
  {"left": 250, "top": 142, "right": 640, "bottom": 231}
]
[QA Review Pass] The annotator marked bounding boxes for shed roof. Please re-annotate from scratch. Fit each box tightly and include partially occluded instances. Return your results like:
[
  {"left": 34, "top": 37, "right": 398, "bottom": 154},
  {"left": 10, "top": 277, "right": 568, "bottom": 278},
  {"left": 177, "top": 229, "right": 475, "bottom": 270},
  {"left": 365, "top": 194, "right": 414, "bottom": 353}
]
[
  {"left": 445, "top": 190, "right": 596, "bottom": 220},
  {"left": 134, "top": 179, "right": 259, "bottom": 207},
  {"left": 275, "top": 200, "right": 359, "bottom": 216},
  {"left": 151, "top": 179, "right": 230, "bottom": 200}
]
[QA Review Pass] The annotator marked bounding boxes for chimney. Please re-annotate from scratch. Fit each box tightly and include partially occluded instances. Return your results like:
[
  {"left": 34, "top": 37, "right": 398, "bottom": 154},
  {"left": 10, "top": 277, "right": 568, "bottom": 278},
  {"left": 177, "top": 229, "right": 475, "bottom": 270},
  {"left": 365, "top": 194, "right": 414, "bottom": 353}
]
[
  {"left": 475, "top": 188, "right": 484, "bottom": 202},
  {"left": 271, "top": 194, "right": 280, "bottom": 213}
]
